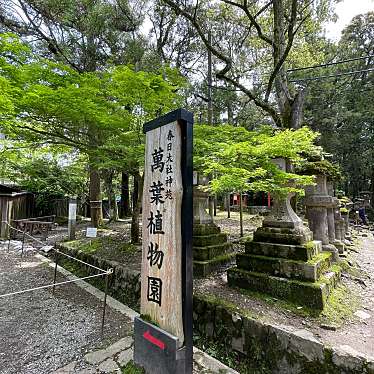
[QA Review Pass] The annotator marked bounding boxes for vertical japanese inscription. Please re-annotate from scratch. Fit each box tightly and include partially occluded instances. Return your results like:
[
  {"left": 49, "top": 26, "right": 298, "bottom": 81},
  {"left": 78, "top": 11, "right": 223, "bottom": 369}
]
[{"left": 141, "top": 122, "right": 184, "bottom": 345}]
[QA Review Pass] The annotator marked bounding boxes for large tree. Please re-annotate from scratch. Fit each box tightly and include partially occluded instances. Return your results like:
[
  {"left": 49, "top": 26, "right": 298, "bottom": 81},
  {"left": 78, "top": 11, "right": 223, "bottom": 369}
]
[
  {"left": 160, "top": 0, "right": 337, "bottom": 129},
  {"left": 0, "top": 0, "right": 146, "bottom": 225},
  {"left": 303, "top": 12, "right": 374, "bottom": 198},
  {"left": 0, "top": 33, "right": 181, "bottom": 235}
]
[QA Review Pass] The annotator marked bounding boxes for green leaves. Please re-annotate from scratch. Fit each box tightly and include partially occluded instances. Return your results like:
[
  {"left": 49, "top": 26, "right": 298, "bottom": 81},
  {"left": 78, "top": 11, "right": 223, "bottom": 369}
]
[
  {"left": 0, "top": 33, "right": 181, "bottom": 173},
  {"left": 195, "top": 124, "right": 319, "bottom": 195}
]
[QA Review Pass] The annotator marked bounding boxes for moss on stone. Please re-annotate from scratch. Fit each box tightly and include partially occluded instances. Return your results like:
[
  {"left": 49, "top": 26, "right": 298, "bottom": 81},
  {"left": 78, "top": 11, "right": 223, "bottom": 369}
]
[
  {"left": 194, "top": 252, "right": 236, "bottom": 277},
  {"left": 139, "top": 314, "right": 160, "bottom": 327},
  {"left": 121, "top": 360, "right": 145, "bottom": 374},
  {"left": 306, "top": 252, "right": 331, "bottom": 265},
  {"left": 320, "top": 284, "right": 360, "bottom": 326}
]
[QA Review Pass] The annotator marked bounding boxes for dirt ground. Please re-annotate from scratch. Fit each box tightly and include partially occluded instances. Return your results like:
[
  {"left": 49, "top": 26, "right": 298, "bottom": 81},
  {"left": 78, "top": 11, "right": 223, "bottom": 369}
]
[{"left": 0, "top": 248, "right": 133, "bottom": 374}]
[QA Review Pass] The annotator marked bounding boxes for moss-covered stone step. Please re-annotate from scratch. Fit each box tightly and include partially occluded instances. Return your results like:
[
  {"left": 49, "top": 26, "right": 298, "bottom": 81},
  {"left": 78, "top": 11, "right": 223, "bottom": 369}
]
[
  {"left": 236, "top": 252, "right": 332, "bottom": 282},
  {"left": 194, "top": 252, "right": 236, "bottom": 278},
  {"left": 253, "top": 226, "right": 313, "bottom": 245},
  {"left": 193, "top": 242, "right": 232, "bottom": 261},
  {"left": 193, "top": 232, "right": 228, "bottom": 247},
  {"left": 227, "top": 266, "right": 341, "bottom": 310},
  {"left": 245, "top": 240, "right": 321, "bottom": 262},
  {"left": 193, "top": 223, "right": 221, "bottom": 236}
]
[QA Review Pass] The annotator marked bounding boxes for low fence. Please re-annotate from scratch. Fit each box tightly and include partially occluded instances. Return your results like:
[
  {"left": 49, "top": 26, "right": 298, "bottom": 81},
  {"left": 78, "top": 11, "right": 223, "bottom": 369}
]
[{"left": 0, "top": 222, "right": 113, "bottom": 335}]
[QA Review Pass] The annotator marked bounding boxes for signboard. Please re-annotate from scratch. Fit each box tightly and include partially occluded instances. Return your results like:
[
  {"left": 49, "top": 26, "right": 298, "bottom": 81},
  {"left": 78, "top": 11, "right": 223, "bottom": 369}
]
[
  {"left": 68, "top": 197, "right": 77, "bottom": 240},
  {"left": 86, "top": 227, "right": 98, "bottom": 238},
  {"left": 134, "top": 109, "right": 193, "bottom": 374},
  {"left": 68, "top": 200, "right": 77, "bottom": 220}
]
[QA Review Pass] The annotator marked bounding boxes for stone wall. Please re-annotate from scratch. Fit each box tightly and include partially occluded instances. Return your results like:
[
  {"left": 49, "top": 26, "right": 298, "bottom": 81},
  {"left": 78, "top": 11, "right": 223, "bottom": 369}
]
[
  {"left": 193, "top": 294, "right": 374, "bottom": 374},
  {"left": 56, "top": 242, "right": 374, "bottom": 374},
  {"left": 55, "top": 243, "right": 141, "bottom": 311}
]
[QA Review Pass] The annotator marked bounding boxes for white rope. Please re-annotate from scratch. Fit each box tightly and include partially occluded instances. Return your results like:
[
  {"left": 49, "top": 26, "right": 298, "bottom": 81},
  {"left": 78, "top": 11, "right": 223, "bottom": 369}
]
[
  {"left": 0, "top": 272, "right": 108, "bottom": 299},
  {"left": 2, "top": 221, "right": 46, "bottom": 246},
  {"left": 55, "top": 250, "right": 107, "bottom": 272}
]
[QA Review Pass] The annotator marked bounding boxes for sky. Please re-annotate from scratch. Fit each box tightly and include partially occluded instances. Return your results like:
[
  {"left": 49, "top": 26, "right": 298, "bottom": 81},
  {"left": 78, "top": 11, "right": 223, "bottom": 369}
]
[{"left": 325, "top": 0, "right": 374, "bottom": 40}]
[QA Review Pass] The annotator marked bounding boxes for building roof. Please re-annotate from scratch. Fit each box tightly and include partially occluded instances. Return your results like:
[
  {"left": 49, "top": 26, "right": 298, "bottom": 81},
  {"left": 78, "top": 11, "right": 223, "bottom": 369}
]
[{"left": 0, "top": 184, "right": 31, "bottom": 197}]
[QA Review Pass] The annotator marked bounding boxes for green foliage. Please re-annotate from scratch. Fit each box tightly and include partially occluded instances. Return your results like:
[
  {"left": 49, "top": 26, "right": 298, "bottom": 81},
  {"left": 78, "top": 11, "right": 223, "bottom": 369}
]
[
  {"left": 295, "top": 160, "right": 342, "bottom": 181},
  {"left": 121, "top": 361, "right": 145, "bottom": 374},
  {"left": 195, "top": 124, "right": 319, "bottom": 195},
  {"left": 0, "top": 33, "right": 183, "bottom": 174}
]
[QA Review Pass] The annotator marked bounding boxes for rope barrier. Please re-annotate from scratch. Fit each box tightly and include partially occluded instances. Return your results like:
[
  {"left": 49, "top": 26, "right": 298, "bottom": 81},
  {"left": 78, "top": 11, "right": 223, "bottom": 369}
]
[
  {"left": 0, "top": 271, "right": 109, "bottom": 299},
  {"left": 2, "top": 221, "right": 46, "bottom": 247},
  {"left": 54, "top": 249, "right": 106, "bottom": 273},
  {"left": 0, "top": 224, "right": 114, "bottom": 336}
]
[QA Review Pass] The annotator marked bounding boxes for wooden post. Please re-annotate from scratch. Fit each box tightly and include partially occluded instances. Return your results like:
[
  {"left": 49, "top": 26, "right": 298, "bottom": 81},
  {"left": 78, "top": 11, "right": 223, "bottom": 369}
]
[{"left": 134, "top": 109, "right": 193, "bottom": 374}]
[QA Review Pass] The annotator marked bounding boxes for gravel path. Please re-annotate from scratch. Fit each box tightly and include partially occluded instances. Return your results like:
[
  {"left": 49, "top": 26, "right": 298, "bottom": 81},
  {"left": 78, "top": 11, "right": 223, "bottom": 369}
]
[
  {"left": 321, "top": 231, "right": 374, "bottom": 357},
  {"left": 0, "top": 247, "right": 132, "bottom": 374}
]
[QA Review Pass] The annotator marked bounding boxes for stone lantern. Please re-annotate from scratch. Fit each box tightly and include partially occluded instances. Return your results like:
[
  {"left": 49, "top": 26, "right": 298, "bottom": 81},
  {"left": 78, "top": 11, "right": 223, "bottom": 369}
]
[
  {"left": 228, "top": 157, "right": 341, "bottom": 310},
  {"left": 192, "top": 172, "right": 235, "bottom": 277},
  {"left": 304, "top": 174, "right": 339, "bottom": 262}
]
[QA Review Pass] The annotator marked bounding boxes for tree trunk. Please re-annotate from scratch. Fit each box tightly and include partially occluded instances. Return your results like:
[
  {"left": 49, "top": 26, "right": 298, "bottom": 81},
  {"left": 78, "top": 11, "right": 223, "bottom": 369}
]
[
  {"left": 227, "top": 194, "right": 231, "bottom": 218},
  {"left": 227, "top": 101, "right": 234, "bottom": 124},
  {"left": 371, "top": 168, "right": 374, "bottom": 207},
  {"left": 89, "top": 163, "right": 103, "bottom": 228},
  {"left": 119, "top": 171, "right": 131, "bottom": 218},
  {"left": 239, "top": 191, "right": 243, "bottom": 237},
  {"left": 131, "top": 171, "right": 143, "bottom": 244},
  {"left": 103, "top": 169, "right": 118, "bottom": 222},
  {"left": 132, "top": 173, "right": 139, "bottom": 213}
]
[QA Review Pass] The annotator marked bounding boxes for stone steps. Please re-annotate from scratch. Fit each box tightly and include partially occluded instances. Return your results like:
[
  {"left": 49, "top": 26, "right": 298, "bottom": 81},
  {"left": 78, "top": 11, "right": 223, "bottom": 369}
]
[
  {"left": 194, "top": 252, "right": 237, "bottom": 278},
  {"left": 193, "top": 233, "right": 228, "bottom": 247},
  {"left": 253, "top": 227, "right": 313, "bottom": 245},
  {"left": 193, "top": 223, "right": 221, "bottom": 236},
  {"left": 227, "top": 266, "right": 341, "bottom": 310},
  {"left": 236, "top": 252, "right": 332, "bottom": 282},
  {"left": 193, "top": 242, "right": 232, "bottom": 261},
  {"left": 245, "top": 240, "right": 321, "bottom": 262}
]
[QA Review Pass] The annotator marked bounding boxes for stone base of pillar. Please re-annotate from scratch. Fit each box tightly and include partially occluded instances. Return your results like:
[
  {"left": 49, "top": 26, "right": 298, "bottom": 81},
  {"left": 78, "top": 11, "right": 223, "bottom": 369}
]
[
  {"left": 322, "top": 244, "right": 340, "bottom": 262},
  {"left": 193, "top": 223, "right": 235, "bottom": 277},
  {"left": 334, "top": 241, "right": 345, "bottom": 254}
]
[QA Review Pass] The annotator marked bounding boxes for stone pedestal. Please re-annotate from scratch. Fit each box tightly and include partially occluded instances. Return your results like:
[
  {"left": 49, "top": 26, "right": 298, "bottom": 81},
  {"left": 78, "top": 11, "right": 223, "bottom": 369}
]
[
  {"left": 193, "top": 187, "right": 235, "bottom": 277},
  {"left": 228, "top": 193, "right": 340, "bottom": 310},
  {"left": 305, "top": 175, "right": 339, "bottom": 262}
]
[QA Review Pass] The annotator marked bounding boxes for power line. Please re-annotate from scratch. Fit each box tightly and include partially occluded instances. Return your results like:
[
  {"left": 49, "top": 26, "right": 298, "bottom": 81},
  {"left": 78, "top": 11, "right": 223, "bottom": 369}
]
[
  {"left": 287, "top": 55, "right": 374, "bottom": 73},
  {"left": 289, "top": 68, "right": 374, "bottom": 83}
]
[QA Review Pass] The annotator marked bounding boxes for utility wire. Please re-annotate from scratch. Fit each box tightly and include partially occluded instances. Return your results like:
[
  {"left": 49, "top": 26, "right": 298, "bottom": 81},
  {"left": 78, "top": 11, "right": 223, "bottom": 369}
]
[
  {"left": 287, "top": 55, "right": 374, "bottom": 73},
  {"left": 289, "top": 68, "right": 374, "bottom": 83}
]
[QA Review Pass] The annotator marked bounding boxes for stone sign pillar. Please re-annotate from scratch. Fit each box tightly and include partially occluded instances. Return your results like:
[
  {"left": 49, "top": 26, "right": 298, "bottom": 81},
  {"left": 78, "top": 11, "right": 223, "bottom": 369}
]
[
  {"left": 305, "top": 174, "right": 339, "bottom": 262},
  {"left": 68, "top": 197, "right": 77, "bottom": 241},
  {"left": 134, "top": 109, "right": 193, "bottom": 374}
]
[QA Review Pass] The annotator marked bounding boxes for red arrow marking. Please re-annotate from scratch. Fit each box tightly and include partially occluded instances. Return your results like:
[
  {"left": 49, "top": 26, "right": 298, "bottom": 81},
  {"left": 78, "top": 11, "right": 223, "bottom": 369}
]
[{"left": 143, "top": 330, "right": 166, "bottom": 350}]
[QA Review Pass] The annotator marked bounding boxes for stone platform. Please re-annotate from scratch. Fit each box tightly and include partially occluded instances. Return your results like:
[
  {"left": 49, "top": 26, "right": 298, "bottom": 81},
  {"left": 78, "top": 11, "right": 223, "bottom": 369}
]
[
  {"left": 193, "top": 223, "right": 235, "bottom": 277},
  {"left": 228, "top": 201, "right": 341, "bottom": 310}
]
